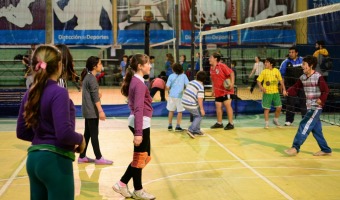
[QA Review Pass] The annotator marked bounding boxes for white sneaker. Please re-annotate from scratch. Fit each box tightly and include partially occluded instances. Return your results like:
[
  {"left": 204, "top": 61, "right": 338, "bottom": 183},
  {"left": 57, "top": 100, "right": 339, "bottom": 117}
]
[
  {"left": 133, "top": 189, "right": 156, "bottom": 200},
  {"left": 112, "top": 182, "right": 132, "bottom": 198},
  {"left": 284, "top": 122, "right": 292, "bottom": 126},
  {"left": 273, "top": 119, "right": 280, "bottom": 126},
  {"left": 264, "top": 122, "right": 269, "bottom": 129}
]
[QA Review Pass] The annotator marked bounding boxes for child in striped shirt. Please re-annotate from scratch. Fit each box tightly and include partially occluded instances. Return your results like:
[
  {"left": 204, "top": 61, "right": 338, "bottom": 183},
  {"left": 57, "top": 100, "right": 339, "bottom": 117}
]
[{"left": 181, "top": 71, "right": 207, "bottom": 138}]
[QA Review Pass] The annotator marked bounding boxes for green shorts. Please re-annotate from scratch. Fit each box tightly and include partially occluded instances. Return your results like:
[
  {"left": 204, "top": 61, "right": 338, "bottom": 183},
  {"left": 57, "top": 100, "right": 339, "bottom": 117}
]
[{"left": 262, "top": 93, "right": 282, "bottom": 109}]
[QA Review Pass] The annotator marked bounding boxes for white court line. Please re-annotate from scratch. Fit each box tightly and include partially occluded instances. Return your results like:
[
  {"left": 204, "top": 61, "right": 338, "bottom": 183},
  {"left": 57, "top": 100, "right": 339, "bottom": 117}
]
[
  {"left": 206, "top": 134, "right": 294, "bottom": 200},
  {"left": 0, "top": 157, "right": 27, "bottom": 197}
]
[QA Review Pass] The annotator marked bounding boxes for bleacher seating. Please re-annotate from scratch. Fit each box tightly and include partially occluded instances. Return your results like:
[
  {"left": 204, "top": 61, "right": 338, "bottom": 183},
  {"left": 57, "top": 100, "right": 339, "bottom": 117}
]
[{"left": 0, "top": 88, "right": 26, "bottom": 117}]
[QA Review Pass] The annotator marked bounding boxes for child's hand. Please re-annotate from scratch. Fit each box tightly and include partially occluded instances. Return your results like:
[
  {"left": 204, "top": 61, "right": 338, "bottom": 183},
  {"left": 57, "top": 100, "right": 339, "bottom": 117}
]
[
  {"left": 75, "top": 135, "right": 86, "bottom": 153},
  {"left": 316, "top": 99, "right": 322, "bottom": 105},
  {"left": 99, "top": 111, "right": 106, "bottom": 120},
  {"left": 134, "top": 136, "right": 143, "bottom": 146},
  {"left": 200, "top": 108, "right": 205, "bottom": 117}
]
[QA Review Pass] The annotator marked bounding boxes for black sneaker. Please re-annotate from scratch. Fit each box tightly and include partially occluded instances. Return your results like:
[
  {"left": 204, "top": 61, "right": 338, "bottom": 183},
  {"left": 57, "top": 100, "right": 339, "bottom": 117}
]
[
  {"left": 168, "top": 125, "right": 173, "bottom": 131},
  {"left": 175, "top": 127, "right": 184, "bottom": 132},
  {"left": 210, "top": 123, "right": 224, "bottom": 129},
  {"left": 224, "top": 123, "right": 234, "bottom": 130}
]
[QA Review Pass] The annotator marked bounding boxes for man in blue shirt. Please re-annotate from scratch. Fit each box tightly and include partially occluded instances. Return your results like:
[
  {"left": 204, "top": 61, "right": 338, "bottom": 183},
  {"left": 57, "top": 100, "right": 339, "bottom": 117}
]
[{"left": 279, "top": 46, "right": 306, "bottom": 126}]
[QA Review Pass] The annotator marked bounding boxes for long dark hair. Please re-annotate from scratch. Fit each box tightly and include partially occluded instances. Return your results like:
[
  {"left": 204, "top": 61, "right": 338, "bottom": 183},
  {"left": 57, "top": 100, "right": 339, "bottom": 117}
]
[
  {"left": 80, "top": 56, "right": 100, "bottom": 81},
  {"left": 121, "top": 54, "right": 149, "bottom": 97},
  {"left": 55, "top": 44, "right": 77, "bottom": 81},
  {"left": 24, "top": 45, "right": 62, "bottom": 128}
]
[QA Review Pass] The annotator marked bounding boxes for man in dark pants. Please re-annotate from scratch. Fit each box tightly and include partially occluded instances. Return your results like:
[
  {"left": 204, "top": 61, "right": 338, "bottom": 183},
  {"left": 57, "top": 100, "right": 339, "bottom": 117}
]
[{"left": 279, "top": 46, "right": 307, "bottom": 126}]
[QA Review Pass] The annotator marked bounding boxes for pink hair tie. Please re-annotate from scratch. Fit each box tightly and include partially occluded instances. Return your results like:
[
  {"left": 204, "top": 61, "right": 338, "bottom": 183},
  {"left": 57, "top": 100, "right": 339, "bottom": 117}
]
[{"left": 35, "top": 59, "right": 47, "bottom": 71}]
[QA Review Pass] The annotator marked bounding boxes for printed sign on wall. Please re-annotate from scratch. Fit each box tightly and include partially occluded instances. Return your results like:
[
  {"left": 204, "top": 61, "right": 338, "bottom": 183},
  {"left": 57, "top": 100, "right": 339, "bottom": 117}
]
[
  {"left": 0, "top": 0, "right": 46, "bottom": 44},
  {"left": 53, "top": 0, "right": 113, "bottom": 45}
]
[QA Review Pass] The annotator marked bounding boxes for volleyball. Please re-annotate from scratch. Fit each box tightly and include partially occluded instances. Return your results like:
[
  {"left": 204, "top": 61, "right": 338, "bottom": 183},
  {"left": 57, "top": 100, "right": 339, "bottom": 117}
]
[{"left": 223, "top": 78, "right": 231, "bottom": 90}]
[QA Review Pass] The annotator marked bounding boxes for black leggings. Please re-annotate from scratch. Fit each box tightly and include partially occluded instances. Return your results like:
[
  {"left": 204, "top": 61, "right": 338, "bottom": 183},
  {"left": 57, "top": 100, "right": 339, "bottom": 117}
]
[
  {"left": 150, "top": 87, "right": 166, "bottom": 101},
  {"left": 250, "top": 75, "right": 259, "bottom": 91},
  {"left": 80, "top": 118, "right": 102, "bottom": 159},
  {"left": 121, "top": 127, "right": 151, "bottom": 190}
]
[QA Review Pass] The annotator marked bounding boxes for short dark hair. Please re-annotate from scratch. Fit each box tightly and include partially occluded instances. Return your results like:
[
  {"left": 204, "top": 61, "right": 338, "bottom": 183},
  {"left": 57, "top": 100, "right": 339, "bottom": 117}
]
[
  {"left": 316, "top": 40, "right": 325, "bottom": 46},
  {"left": 265, "top": 57, "right": 276, "bottom": 67},
  {"left": 289, "top": 46, "right": 298, "bottom": 52},
  {"left": 196, "top": 71, "right": 206, "bottom": 83},
  {"left": 303, "top": 55, "right": 317, "bottom": 69},
  {"left": 172, "top": 63, "right": 183, "bottom": 74},
  {"left": 150, "top": 56, "right": 155, "bottom": 59}
]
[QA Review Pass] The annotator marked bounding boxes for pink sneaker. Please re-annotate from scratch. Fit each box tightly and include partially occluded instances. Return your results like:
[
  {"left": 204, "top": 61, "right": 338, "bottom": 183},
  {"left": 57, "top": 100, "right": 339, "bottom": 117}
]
[
  {"left": 95, "top": 157, "right": 113, "bottom": 165},
  {"left": 78, "top": 156, "right": 95, "bottom": 164}
]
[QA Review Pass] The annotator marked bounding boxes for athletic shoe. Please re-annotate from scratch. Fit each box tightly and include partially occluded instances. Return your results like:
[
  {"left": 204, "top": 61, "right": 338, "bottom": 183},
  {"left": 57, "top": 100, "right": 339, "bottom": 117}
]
[
  {"left": 175, "top": 127, "right": 184, "bottom": 132},
  {"left": 132, "top": 189, "right": 156, "bottom": 200},
  {"left": 112, "top": 182, "right": 132, "bottom": 198},
  {"left": 284, "top": 122, "right": 292, "bottom": 126},
  {"left": 224, "top": 123, "right": 234, "bottom": 130},
  {"left": 273, "top": 119, "right": 280, "bottom": 126},
  {"left": 78, "top": 156, "right": 95, "bottom": 164},
  {"left": 95, "top": 157, "right": 113, "bottom": 165},
  {"left": 313, "top": 151, "right": 332, "bottom": 156},
  {"left": 168, "top": 125, "right": 173, "bottom": 131},
  {"left": 284, "top": 147, "right": 298, "bottom": 156},
  {"left": 186, "top": 130, "right": 195, "bottom": 139},
  {"left": 210, "top": 122, "right": 223, "bottom": 129}
]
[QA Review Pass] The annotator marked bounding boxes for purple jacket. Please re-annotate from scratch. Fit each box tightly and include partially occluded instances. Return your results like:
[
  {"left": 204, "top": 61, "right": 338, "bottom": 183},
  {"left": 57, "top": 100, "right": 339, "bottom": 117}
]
[
  {"left": 128, "top": 76, "right": 153, "bottom": 136},
  {"left": 16, "top": 80, "right": 83, "bottom": 151}
]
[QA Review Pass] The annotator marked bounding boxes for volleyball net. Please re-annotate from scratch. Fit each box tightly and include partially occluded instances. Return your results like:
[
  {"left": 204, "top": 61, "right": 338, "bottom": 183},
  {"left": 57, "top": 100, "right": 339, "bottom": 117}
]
[
  {"left": 198, "top": 3, "right": 340, "bottom": 125},
  {"left": 149, "top": 38, "right": 176, "bottom": 77}
]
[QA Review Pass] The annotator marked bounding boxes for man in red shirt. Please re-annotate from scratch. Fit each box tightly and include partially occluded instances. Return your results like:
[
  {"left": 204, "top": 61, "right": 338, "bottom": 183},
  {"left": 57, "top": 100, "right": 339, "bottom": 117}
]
[{"left": 209, "top": 53, "right": 235, "bottom": 130}]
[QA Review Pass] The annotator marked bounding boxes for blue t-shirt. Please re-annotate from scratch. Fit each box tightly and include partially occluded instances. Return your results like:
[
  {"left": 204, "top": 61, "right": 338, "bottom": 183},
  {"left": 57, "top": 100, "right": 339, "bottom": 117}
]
[
  {"left": 165, "top": 61, "right": 172, "bottom": 76},
  {"left": 166, "top": 73, "right": 189, "bottom": 98},
  {"left": 120, "top": 61, "right": 126, "bottom": 77},
  {"left": 195, "top": 59, "right": 200, "bottom": 71}
]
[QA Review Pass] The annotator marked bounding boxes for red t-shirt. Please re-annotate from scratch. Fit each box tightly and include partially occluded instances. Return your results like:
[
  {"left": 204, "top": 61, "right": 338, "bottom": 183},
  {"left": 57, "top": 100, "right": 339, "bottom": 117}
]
[{"left": 210, "top": 62, "right": 234, "bottom": 97}]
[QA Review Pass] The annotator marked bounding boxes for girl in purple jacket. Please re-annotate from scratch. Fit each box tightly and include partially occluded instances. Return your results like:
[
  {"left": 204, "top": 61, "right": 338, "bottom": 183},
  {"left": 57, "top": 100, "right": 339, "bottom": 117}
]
[
  {"left": 112, "top": 54, "right": 155, "bottom": 200},
  {"left": 16, "top": 45, "right": 85, "bottom": 200}
]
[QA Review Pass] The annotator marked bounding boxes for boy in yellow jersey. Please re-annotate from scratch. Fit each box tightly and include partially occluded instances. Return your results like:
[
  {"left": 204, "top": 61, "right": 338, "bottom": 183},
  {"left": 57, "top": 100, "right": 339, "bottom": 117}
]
[{"left": 257, "top": 57, "right": 287, "bottom": 128}]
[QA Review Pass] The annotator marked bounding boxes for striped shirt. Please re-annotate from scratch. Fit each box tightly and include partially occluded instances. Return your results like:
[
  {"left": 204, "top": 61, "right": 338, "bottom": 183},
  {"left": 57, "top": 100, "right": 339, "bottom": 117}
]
[
  {"left": 181, "top": 80, "right": 204, "bottom": 109},
  {"left": 287, "top": 71, "right": 329, "bottom": 110}
]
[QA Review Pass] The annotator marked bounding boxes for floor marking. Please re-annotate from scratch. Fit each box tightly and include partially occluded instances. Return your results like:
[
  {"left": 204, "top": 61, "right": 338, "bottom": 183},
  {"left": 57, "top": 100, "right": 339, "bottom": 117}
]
[
  {"left": 207, "top": 134, "right": 294, "bottom": 200},
  {"left": 0, "top": 157, "right": 27, "bottom": 197}
]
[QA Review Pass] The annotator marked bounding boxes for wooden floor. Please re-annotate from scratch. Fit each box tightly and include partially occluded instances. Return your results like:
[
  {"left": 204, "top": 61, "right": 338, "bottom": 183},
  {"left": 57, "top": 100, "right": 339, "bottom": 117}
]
[
  {"left": 67, "top": 85, "right": 262, "bottom": 106},
  {"left": 1, "top": 87, "right": 339, "bottom": 200}
]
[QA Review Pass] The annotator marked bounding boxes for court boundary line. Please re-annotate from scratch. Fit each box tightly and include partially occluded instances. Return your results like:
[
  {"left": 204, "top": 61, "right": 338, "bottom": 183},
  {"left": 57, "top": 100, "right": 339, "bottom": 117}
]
[
  {"left": 0, "top": 157, "right": 27, "bottom": 197},
  {"left": 206, "top": 134, "right": 294, "bottom": 200}
]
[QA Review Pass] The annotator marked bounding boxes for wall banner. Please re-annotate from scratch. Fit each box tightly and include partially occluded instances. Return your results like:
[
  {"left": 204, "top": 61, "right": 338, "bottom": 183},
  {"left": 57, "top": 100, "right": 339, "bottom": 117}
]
[
  {"left": 240, "top": 0, "right": 296, "bottom": 44},
  {"left": 53, "top": 0, "right": 113, "bottom": 45},
  {"left": 0, "top": 0, "right": 46, "bottom": 45},
  {"left": 181, "top": 0, "right": 237, "bottom": 44}
]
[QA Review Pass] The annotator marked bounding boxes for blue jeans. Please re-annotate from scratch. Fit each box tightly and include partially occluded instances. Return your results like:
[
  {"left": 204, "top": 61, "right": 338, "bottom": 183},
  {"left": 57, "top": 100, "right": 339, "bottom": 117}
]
[
  {"left": 292, "top": 109, "right": 332, "bottom": 153},
  {"left": 184, "top": 106, "right": 202, "bottom": 133}
]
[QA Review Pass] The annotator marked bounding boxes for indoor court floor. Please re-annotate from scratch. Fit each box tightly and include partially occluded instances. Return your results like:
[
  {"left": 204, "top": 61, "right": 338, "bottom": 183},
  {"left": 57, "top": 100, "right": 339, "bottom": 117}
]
[{"left": 0, "top": 87, "right": 340, "bottom": 200}]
